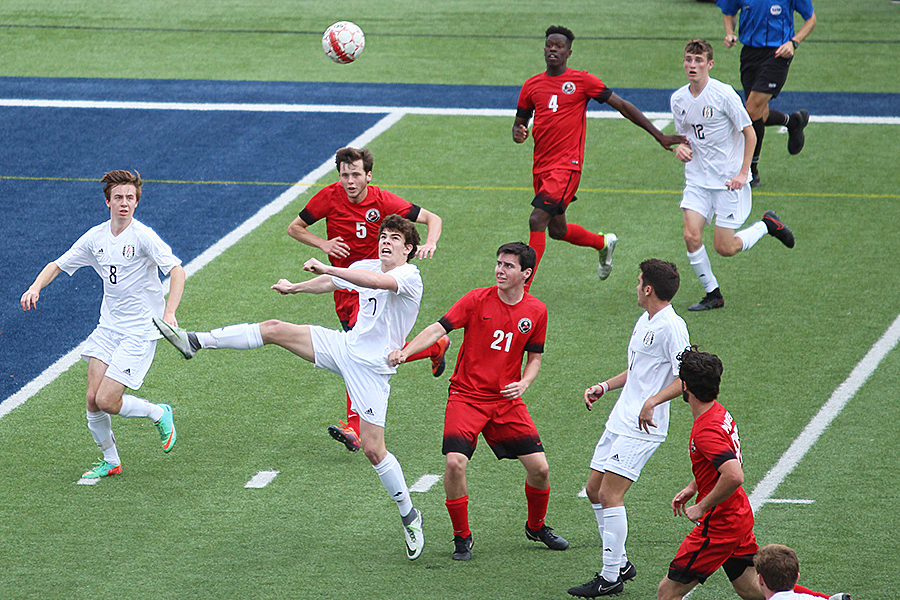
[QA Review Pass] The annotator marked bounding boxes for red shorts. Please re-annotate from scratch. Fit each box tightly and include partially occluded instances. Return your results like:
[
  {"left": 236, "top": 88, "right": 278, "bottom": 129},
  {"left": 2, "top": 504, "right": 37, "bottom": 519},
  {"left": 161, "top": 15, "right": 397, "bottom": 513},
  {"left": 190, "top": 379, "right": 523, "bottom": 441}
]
[
  {"left": 668, "top": 525, "right": 758, "bottom": 584},
  {"left": 531, "top": 169, "right": 581, "bottom": 215},
  {"left": 333, "top": 289, "right": 359, "bottom": 329},
  {"left": 442, "top": 393, "right": 543, "bottom": 460}
]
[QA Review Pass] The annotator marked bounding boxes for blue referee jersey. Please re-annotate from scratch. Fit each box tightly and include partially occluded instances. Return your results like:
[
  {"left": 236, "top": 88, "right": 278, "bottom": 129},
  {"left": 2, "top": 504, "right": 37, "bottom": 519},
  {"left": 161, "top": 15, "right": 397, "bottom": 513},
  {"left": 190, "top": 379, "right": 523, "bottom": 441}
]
[{"left": 717, "top": 0, "right": 814, "bottom": 48}]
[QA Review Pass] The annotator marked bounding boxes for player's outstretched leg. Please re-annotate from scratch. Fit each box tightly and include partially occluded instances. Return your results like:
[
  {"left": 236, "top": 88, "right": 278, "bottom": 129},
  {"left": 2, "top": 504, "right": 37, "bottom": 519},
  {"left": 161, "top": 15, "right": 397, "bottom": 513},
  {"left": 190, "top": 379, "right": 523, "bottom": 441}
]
[{"left": 762, "top": 210, "right": 795, "bottom": 248}]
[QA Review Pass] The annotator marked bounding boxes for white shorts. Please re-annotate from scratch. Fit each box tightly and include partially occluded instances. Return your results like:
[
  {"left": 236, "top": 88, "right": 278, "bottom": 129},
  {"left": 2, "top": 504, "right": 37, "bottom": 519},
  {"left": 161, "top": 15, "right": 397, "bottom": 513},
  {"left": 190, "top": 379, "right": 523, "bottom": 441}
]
[
  {"left": 81, "top": 326, "right": 157, "bottom": 390},
  {"left": 680, "top": 183, "right": 751, "bottom": 230},
  {"left": 590, "top": 429, "right": 662, "bottom": 482},
  {"left": 309, "top": 325, "right": 391, "bottom": 428}
]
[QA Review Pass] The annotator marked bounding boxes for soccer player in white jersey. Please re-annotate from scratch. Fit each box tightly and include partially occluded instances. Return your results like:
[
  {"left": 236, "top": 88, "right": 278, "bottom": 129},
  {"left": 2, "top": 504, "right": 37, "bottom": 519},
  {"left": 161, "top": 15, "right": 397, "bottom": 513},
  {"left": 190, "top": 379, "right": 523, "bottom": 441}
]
[
  {"left": 20, "top": 170, "right": 184, "bottom": 479},
  {"left": 671, "top": 39, "right": 795, "bottom": 312},
  {"left": 153, "top": 214, "right": 426, "bottom": 561},
  {"left": 568, "top": 259, "right": 690, "bottom": 598}
]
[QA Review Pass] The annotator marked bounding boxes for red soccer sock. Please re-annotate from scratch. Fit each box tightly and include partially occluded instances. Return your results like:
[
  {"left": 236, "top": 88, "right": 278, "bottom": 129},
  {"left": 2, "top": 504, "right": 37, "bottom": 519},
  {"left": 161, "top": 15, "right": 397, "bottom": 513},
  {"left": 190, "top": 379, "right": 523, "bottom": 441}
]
[
  {"left": 792, "top": 585, "right": 829, "bottom": 598},
  {"left": 345, "top": 392, "right": 360, "bottom": 435},
  {"left": 445, "top": 495, "right": 471, "bottom": 538},
  {"left": 526, "top": 231, "right": 546, "bottom": 292},
  {"left": 525, "top": 482, "right": 550, "bottom": 531},
  {"left": 560, "top": 223, "right": 605, "bottom": 250},
  {"left": 403, "top": 340, "right": 440, "bottom": 363}
]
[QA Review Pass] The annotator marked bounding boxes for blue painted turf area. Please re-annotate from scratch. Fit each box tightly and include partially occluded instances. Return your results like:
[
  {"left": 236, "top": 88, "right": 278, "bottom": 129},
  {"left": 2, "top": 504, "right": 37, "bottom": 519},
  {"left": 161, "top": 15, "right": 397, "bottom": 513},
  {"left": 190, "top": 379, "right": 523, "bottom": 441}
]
[{"left": 1, "top": 77, "right": 898, "bottom": 404}]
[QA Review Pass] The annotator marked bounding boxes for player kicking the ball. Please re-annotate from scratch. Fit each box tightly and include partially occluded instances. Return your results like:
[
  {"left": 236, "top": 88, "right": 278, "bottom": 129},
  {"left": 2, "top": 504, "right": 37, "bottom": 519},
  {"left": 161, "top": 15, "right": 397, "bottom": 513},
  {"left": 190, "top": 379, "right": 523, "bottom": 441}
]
[{"left": 154, "top": 215, "right": 425, "bottom": 560}]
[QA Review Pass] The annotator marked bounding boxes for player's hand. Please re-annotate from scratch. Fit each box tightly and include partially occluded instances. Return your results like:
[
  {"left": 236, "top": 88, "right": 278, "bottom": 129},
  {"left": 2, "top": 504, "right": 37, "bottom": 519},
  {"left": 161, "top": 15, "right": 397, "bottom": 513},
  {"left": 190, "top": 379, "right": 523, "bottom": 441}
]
[
  {"left": 638, "top": 399, "right": 657, "bottom": 433},
  {"left": 321, "top": 237, "right": 351, "bottom": 259},
  {"left": 20, "top": 288, "right": 40, "bottom": 311},
  {"left": 658, "top": 134, "right": 687, "bottom": 151},
  {"left": 726, "top": 172, "right": 748, "bottom": 191},
  {"left": 774, "top": 41, "right": 795, "bottom": 59},
  {"left": 672, "top": 485, "right": 696, "bottom": 517},
  {"left": 388, "top": 349, "right": 407, "bottom": 367},
  {"left": 162, "top": 311, "right": 178, "bottom": 328},
  {"left": 512, "top": 124, "right": 529, "bottom": 143},
  {"left": 724, "top": 33, "right": 738, "bottom": 48},
  {"left": 501, "top": 380, "right": 527, "bottom": 399},
  {"left": 584, "top": 385, "right": 606, "bottom": 410},
  {"left": 416, "top": 242, "right": 437, "bottom": 260},
  {"left": 303, "top": 257, "right": 330, "bottom": 274},
  {"left": 271, "top": 278, "right": 296, "bottom": 294},
  {"left": 684, "top": 503, "right": 704, "bottom": 524},
  {"left": 675, "top": 143, "right": 693, "bottom": 163}
]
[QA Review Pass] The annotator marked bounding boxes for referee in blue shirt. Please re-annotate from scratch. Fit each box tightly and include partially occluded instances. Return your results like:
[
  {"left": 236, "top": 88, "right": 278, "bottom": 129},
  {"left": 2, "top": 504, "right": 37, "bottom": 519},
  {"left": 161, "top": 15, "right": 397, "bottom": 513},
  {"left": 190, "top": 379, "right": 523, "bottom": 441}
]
[{"left": 717, "top": 0, "right": 817, "bottom": 187}]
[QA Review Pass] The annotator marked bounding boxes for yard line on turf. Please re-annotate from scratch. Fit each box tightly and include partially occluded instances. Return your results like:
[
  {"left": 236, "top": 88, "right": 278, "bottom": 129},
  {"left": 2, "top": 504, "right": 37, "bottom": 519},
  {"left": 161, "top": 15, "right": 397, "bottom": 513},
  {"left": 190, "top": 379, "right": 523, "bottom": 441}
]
[
  {"left": 748, "top": 312, "right": 900, "bottom": 512},
  {"left": 410, "top": 474, "right": 441, "bottom": 493},
  {"left": 2, "top": 98, "right": 898, "bottom": 125},
  {"left": 245, "top": 471, "right": 280, "bottom": 488},
  {"left": 0, "top": 110, "right": 406, "bottom": 419}
]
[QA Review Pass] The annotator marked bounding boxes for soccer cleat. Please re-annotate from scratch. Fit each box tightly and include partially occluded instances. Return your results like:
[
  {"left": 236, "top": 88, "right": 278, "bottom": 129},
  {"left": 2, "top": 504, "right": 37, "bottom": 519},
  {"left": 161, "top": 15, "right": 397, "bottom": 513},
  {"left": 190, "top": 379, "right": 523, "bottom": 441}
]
[
  {"left": 619, "top": 561, "right": 636, "bottom": 583},
  {"left": 567, "top": 573, "right": 624, "bottom": 597},
  {"left": 525, "top": 523, "right": 569, "bottom": 550},
  {"left": 787, "top": 109, "right": 809, "bottom": 155},
  {"left": 597, "top": 233, "right": 617, "bottom": 280},
  {"left": 828, "top": 594, "right": 852, "bottom": 600},
  {"left": 327, "top": 420, "right": 361, "bottom": 452},
  {"left": 431, "top": 335, "right": 451, "bottom": 377},
  {"left": 155, "top": 403, "right": 177, "bottom": 452},
  {"left": 82, "top": 459, "right": 122, "bottom": 479},
  {"left": 688, "top": 288, "right": 724, "bottom": 312},
  {"left": 403, "top": 508, "right": 424, "bottom": 560},
  {"left": 152, "top": 316, "right": 199, "bottom": 359},
  {"left": 452, "top": 533, "right": 474, "bottom": 561},
  {"left": 762, "top": 210, "right": 795, "bottom": 248}
]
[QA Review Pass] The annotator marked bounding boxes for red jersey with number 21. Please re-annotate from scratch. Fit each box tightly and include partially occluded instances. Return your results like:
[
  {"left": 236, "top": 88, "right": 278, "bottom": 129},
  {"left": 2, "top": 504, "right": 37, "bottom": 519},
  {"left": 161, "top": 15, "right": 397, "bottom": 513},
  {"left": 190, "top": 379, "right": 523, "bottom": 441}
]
[
  {"left": 440, "top": 287, "right": 547, "bottom": 402},
  {"left": 517, "top": 68, "right": 609, "bottom": 175},
  {"left": 690, "top": 401, "right": 754, "bottom": 538}
]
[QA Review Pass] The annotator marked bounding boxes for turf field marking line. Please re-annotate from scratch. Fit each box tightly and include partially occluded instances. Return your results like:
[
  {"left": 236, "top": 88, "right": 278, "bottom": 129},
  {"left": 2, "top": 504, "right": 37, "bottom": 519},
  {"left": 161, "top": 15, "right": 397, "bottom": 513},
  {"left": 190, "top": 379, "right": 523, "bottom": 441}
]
[
  {"left": 0, "top": 110, "right": 405, "bottom": 418},
  {"left": 748, "top": 312, "right": 900, "bottom": 512},
  {"left": 76, "top": 477, "right": 99, "bottom": 485},
  {"left": 766, "top": 499, "right": 815, "bottom": 505},
  {"left": 410, "top": 473, "right": 441, "bottom": 493},
  {"left": 245, "top": 470, "right": 280, "bottom": 488}
]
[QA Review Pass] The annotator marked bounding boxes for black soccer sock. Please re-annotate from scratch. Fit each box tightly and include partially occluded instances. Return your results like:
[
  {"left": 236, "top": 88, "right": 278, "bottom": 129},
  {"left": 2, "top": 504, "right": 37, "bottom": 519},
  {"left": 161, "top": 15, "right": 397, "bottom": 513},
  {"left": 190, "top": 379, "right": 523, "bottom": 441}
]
[
  {"left": 751, "top": 119, "right": 765, "bottom": 167},
  {"left": 765, "top": 109, "right": 789, "bottom": 127}
]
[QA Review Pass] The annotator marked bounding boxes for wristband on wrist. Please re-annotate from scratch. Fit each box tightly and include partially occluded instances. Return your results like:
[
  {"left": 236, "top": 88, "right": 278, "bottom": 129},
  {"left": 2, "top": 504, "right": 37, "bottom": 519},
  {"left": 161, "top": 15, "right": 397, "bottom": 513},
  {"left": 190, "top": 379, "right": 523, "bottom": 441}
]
[
  {"left": 790, "top": 39, "right": 799, "bottom": 48},
  {"left": 597, "top": 381, "right": 610, "bottom": 395}
]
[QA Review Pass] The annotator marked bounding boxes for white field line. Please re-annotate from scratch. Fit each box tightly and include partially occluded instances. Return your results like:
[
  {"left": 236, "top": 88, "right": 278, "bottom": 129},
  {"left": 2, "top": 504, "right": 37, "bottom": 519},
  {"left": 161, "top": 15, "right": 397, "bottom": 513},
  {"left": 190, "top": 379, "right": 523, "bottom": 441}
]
[
  {"left": 1, "top": 98, "right": 898, "bottom": 124},
  {"left": 767, "top": 499, "right": 815, "bottom": 505},
  {"left": 0, "top": 110, "right": 405, "bottom": 419},
  {"left": 245, "top": 470, "right": 280, "bottom": 488},
  {"left": 410, "top": 473, "right": 442, "bottom": 493}
]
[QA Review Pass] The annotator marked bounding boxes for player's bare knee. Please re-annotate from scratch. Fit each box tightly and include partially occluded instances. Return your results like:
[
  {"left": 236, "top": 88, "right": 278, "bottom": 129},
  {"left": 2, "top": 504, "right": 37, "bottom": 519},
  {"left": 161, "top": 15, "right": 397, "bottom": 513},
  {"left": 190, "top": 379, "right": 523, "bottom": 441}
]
[
  {"left": 257, "top": 319, "right": 286, "bottom": 341},
  {"left": 528, "top": 207, "right": 551, "bottom": 232},
  {"left": 713, "top": 239, "right": 740, "bottom": 257},
  {"left": 683, "top": 229, "right": 702, "bottom": 251}
]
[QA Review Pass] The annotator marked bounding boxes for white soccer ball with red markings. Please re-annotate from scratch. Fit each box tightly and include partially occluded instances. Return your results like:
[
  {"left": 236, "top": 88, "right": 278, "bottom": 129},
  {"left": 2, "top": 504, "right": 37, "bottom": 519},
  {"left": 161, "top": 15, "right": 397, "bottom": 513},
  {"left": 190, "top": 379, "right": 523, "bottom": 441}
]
[{"left": 322, "top": 21, "right": 365, "bottom": 64}]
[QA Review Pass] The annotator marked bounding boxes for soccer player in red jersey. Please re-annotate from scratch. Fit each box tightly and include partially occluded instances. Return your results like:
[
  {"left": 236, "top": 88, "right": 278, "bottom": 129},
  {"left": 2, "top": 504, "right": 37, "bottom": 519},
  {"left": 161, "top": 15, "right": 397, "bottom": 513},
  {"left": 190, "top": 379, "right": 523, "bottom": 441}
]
[
  {"left": 513, "top": 26, "right": 684, "bottom": 288},
  {"left": 656, "top": 347, "right": 846, "bottom": 600},
  {"left": 288, "top": 147, "right": 450, "bottom": 450},
  {"left": 390, "top": 242, "right": 568, "bottom": 561}
]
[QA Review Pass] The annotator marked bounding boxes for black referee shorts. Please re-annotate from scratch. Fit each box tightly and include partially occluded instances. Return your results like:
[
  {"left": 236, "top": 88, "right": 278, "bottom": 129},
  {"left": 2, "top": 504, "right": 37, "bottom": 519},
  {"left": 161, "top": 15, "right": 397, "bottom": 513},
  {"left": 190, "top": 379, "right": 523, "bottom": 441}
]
[{"left": 740, "top": 45, "right": 793, "bottom": 99}]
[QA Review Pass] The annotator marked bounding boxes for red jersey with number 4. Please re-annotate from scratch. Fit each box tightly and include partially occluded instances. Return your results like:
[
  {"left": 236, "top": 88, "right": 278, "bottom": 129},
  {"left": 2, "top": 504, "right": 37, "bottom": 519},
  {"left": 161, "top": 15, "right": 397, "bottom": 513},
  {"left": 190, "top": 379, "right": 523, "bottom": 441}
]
[
  {"left": 440, "top": 287, "right": 547, "bottom": 402},
  {"left": 299, "top": 182, "right": 420, "bottom": 269},
  {"left": 517, "top": 68, "right": 610, "bottom": 175},
  {"left": 690, "top": 401, "right": 754, "bottom": 538}
]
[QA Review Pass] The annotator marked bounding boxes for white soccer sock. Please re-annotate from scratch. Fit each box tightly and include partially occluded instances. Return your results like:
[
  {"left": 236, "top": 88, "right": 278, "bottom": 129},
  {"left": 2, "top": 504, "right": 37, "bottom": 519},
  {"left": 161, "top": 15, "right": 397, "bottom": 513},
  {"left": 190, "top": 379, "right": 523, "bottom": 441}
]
[
  {"left": 592, "top": 502, "right": 605, "bottom": 538},
  {"left": 600, "top": 506, "right": 628, "bottom": 582},
  {"left": 86, "top": 410, "right": 120, "bottom": 465},
  {"left": 198, "top": 323, "right": 264, "bottom": 350},
  {"left": 687, "top": 245, "right": 719, "bottom": 293},
  {"left": 735, "top": 221, "right": 768, "bottom": 251},
  {"left": 118, "top": 394, "right": 164, "bottom": 421},
  {"left": 373, "top": 452, "right": 414, "bottom": 518}
]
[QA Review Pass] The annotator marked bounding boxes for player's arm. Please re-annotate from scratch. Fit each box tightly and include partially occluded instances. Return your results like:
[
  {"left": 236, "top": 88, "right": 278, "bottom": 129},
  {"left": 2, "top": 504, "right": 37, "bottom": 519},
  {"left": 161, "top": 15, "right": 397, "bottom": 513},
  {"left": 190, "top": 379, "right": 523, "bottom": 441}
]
[
  {"left": 287, "top": 215, "right": 350, "bottom": 260},
  {"left": 162, "top": 265, "right": 185, "bottom": 327},
  {"left": 302, "top": 257, "right": 399, "bottom": 292},
  {"left": 584, "top": 368, "right": 628, "bottom": 410},
  {"left": 726, "top": 124, "right": 757, "bottom": 191},
  {"left": 605, "top": 93, "right": 685, "bottom": 150},
  {"left": 389, "top": 321, "right": 447, "bottom": 366},
  {"left": 501, "top": 351, "right": 542, "bottom": 399},
  {"left": 684, "top": 458, "right": 744, "bottom": 523},
  {"left": 723, "top": 13, "right": 739, "bottom": 47},
  {"left": 638, "top": 377, "right": 684, "bottom": 432},
  {"left": 20, "top": 262, "right": 62, "bottom": 311},
  {"left": 271, "top": 273, "right": 338, "bottom": 296},
  {"left": 776, "top": 11, "right": 816, "bottom": 58},
  {"left": 415, "top": 208, "right": 443, "bottom": 259}
]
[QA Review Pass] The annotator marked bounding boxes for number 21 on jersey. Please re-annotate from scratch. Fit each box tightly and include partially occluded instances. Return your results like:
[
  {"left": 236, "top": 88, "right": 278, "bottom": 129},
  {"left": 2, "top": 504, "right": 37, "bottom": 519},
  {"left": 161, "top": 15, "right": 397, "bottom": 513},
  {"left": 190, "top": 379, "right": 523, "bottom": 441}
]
[{"left": 490, "top": 330, "right": 513, "bottom": 352}]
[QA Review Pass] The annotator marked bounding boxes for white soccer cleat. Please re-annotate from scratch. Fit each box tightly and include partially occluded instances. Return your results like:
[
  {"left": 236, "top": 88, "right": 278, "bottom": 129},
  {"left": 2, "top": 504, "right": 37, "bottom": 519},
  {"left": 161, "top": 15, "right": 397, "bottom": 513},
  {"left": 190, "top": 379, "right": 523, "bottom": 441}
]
[
  {"left": 598, "top": 233, "right": 617, "bottom": 280},
  {"left": 403, "top": 508, "right": 424, "bottom": 560},
  {"left": 152, "top": 316, "right": 197, "bottom": 359}
]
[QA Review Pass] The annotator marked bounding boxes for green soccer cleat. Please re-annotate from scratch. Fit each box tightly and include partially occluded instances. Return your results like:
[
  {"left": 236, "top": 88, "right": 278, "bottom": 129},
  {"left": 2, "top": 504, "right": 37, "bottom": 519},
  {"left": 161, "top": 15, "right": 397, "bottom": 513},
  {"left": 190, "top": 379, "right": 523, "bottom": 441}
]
[
  {"left": 82, "top": 459, "right": 122, "bottom": 479},
  {"left": 152, "top": 316, "right": 199, "bottom": 359},
  {"left": 155, "top": 403, "right": 177, "bottom": 452}
]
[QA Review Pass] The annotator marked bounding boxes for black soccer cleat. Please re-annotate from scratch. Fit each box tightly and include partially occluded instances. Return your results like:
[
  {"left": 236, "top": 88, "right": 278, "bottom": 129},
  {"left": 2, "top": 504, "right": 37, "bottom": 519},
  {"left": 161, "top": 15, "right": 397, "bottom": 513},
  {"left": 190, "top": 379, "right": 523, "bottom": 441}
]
[
  {"left": 688, "top": 288, "right": 724, "bottom": 312},
  {"left": 525, "top": 523, "right": 569, "bottom": 550},
  {"left": 762, "top": 210, "right": 795, "bottom": 248},
  {"left": 567, "top": 573, "right": 624, "bottom": 598},
  {"left": 749, "top": 169, "right": 761, "bottom": 188},
  {"left": 452, "top": 534, "right": 473, "bottom": 561},
  {"left": 787, "top": 109, "right": 809, "bottom": 155},
  {"left": 619, "top": 560, "right": 636, "bottom": 583}
]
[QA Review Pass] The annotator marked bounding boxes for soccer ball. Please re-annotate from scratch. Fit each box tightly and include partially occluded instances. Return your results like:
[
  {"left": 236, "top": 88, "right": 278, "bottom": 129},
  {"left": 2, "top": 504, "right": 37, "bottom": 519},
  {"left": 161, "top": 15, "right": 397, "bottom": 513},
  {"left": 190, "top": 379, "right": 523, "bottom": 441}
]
[{"left": 322, "top": 21, "right": 365, "bottom": 64}]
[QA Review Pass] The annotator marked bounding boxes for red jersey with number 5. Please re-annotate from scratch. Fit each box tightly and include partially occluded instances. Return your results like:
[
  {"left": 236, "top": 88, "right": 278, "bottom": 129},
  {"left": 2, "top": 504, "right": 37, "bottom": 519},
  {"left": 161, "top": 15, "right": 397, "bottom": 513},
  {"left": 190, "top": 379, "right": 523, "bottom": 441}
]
[
  {"left": 299, "top": 182, "right": 420, "bottom": 268},
  {"left": 517, "top": 68, "right": 610, "bottom": 175},
  {"left": 690, "top": 401, "right": 754, "bottom": 538},
  {"left": 439, "top": 287, "right": 547, "bottom": 402}
]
